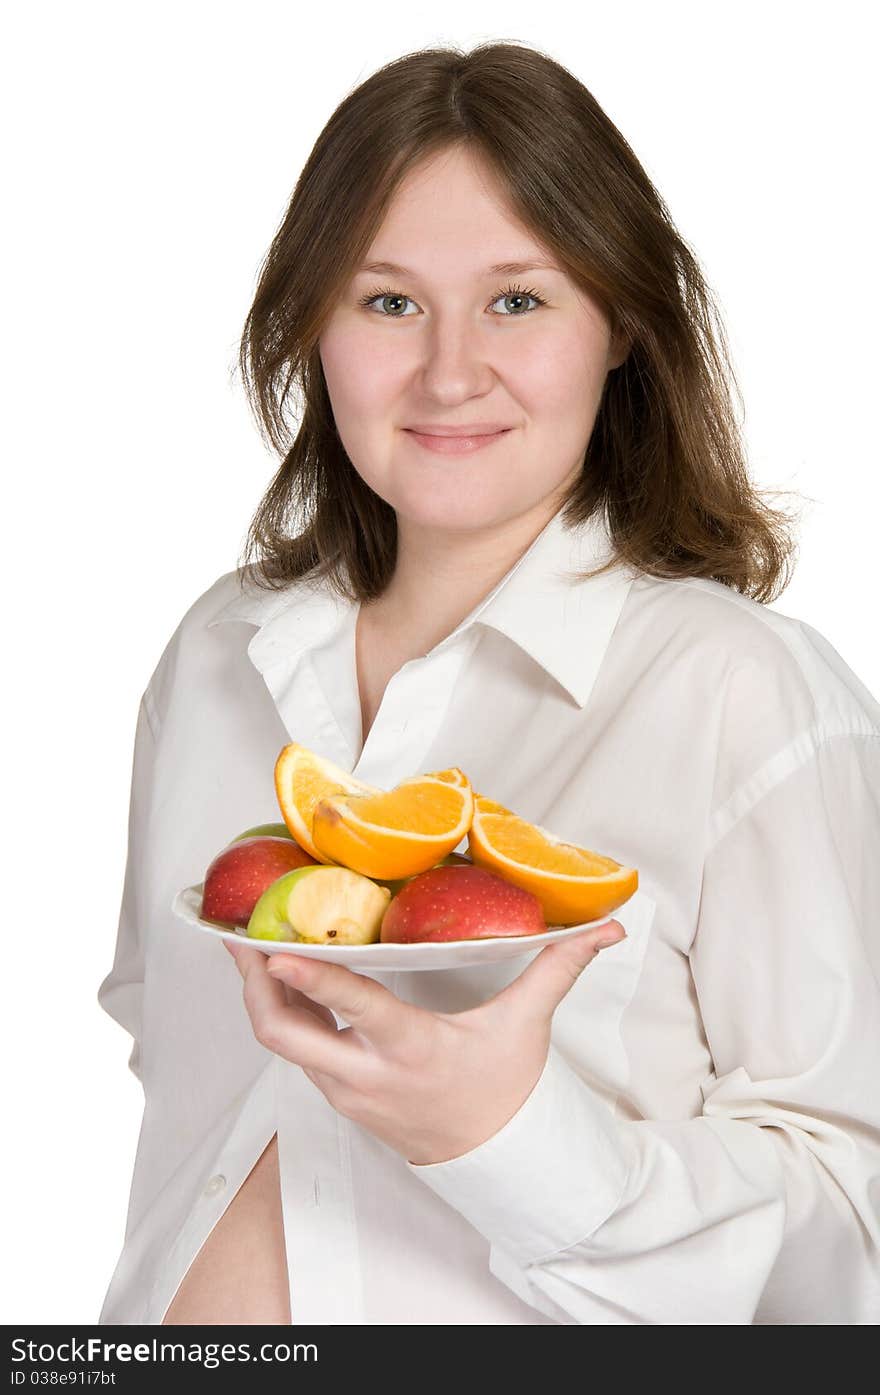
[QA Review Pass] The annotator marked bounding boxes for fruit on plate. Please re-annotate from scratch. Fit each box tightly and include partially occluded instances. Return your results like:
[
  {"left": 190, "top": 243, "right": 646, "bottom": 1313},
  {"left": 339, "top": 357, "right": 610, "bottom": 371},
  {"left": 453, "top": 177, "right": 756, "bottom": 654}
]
[
  {"left": 375, "top": 849, "right": 472, "bottom": 897},
  {"left": 312, "top": 769, "right": 474, "bottom": 880},
  {"left": 229, "top": 822, "right": 295, "bottom": 843},
  {"left": 380, "top": 864, "right": 545, "bottom": 943},
  {"left": 247, "top": 865, "right": 391, "bottom": 944},
  {"left": 202, "top": 836, "right": 319, "bottom": 928},
  {"left": 274, "top": 743, "right": 382, "bottom": 864},
  {"left": 467, "top": 794, "right": 638, "bottom": 924}
]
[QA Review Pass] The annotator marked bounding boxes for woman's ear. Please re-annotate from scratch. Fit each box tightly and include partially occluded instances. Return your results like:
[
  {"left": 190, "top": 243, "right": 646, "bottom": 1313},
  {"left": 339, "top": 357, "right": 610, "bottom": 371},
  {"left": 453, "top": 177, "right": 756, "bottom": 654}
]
[{"left": 607, "top": 325, "right": 633, "bottom": 372}]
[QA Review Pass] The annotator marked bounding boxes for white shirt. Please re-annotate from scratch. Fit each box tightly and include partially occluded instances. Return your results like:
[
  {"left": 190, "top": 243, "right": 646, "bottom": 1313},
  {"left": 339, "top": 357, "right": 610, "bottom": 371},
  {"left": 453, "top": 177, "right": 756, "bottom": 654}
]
[{"left": 97, "top": 500, "right": 880, "bottom": 1326}]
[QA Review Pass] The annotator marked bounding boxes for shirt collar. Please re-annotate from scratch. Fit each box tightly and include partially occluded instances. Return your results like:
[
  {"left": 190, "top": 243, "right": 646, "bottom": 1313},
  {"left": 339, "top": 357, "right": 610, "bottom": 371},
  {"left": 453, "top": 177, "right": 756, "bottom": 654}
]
[{"left": 206, "top": 502, "right": 636, "bottom": 708}]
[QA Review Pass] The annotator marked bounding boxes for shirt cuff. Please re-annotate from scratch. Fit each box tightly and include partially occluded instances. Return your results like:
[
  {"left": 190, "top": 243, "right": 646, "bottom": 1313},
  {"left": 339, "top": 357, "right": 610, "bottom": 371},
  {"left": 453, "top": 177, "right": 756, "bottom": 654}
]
[{"left": 404, "top": 1041, "right": 631, "bottom": 1266}]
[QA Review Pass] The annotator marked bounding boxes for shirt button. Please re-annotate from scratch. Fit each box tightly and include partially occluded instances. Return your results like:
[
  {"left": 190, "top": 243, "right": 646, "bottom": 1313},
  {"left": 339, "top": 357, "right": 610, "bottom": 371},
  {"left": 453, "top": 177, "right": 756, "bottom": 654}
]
[{"left": 203, "top": 1173, "right": 227, "bottom": 1198}]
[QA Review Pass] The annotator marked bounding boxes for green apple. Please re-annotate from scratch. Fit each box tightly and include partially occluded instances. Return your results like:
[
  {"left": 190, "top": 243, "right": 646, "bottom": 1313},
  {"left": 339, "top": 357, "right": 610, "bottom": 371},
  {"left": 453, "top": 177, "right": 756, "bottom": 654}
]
[
  {"left": 246, "top": 865, "right": 392, "bottom": 945},
  {"left": 230, "top": 822, "right": 295, "bottom": 843}
]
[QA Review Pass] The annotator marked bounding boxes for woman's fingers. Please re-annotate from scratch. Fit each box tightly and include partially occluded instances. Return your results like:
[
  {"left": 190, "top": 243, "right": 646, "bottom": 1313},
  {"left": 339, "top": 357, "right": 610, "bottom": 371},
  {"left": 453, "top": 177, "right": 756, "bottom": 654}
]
[
  {"left": 278, "top": 976, "right": 338, "bottom": 1027},
  {"left": 228, "top": 942, "right": 361, "bottom": 1077},
  {"left": 489, "top": 920, "right": 627, "bottom": 1025}
]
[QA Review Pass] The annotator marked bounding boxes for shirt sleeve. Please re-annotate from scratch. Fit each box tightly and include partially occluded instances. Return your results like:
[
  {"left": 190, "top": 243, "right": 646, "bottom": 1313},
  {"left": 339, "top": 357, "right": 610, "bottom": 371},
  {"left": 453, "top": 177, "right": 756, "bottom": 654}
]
[
  {"left": 96, "top": 688, "right": 161, "bottom": 1088},
  {"left": 405, "top": 731, "right": 880, "bottom": 1324}
]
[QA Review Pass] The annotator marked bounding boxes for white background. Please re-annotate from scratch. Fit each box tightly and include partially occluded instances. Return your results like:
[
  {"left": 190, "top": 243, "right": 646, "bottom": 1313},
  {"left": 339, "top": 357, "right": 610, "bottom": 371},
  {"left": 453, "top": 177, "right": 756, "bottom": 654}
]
[{"left": 3, "top": 1, "right": 877, "bottom": 1323}]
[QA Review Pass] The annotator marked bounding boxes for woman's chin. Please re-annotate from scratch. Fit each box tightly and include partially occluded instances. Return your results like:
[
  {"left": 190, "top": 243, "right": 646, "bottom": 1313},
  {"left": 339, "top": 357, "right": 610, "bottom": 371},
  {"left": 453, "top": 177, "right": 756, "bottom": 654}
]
[{"left": 392, "top": 496, "right": 511, "bottom": 534}]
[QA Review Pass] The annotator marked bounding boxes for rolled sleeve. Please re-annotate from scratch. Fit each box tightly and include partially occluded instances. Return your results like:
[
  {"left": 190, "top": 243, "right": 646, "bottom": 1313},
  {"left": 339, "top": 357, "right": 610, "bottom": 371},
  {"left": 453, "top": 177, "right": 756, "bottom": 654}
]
[
  {"left": 405, "top": 1040, "right": 632, "bottom": 1266},
  {"left": 407, "top": 733, "right": 880, "bottom": 1325}
]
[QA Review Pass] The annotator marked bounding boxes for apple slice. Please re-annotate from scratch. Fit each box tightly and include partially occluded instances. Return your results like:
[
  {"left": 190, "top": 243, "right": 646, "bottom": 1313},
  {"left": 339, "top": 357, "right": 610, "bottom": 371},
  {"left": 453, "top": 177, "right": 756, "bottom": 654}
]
[
  {"left": 247, "top": 865, "right": 392, "bottom": 945},
  {"left": 202, "top": 835, "right": 319, "bottom": 927}
]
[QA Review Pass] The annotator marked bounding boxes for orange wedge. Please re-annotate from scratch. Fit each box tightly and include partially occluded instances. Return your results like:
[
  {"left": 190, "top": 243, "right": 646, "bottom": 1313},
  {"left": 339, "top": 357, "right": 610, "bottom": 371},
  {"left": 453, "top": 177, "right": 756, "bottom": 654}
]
[
  {"left": 466, "top": 794, "right": 638, "bottom": 925},
  {"left": 274, "top": 743, "right": 383, "bottom": 864},
  {"left": 312, "top": 769, "right": 474, "bottom": 880}
]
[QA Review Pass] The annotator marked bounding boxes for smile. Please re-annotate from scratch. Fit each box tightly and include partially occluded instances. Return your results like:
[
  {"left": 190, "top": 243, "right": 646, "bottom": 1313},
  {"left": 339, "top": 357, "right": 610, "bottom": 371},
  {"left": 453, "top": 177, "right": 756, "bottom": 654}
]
[{"left": 403, "top": 428, "right": 512, "bottom": 455}]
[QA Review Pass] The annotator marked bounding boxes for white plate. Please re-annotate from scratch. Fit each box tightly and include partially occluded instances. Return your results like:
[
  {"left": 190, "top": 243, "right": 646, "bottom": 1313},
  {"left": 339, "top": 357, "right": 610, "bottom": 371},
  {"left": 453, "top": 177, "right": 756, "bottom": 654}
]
[{"left": 171, "top": 883, "right": 617, "bottom": 971}]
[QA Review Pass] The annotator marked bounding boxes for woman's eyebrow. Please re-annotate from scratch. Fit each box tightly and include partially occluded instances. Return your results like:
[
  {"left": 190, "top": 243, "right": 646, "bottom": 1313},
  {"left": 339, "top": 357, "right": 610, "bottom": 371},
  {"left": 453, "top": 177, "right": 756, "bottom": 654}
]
[{"left": 356, "top": 258, "right": 562, "bottom": 278}]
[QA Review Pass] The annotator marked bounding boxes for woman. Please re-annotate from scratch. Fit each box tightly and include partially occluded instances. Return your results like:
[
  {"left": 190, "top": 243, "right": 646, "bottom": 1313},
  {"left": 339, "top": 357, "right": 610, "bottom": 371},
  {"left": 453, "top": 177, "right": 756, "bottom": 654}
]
[{"left": 97, "top": 42, "right": 880, "bottom": 1325}]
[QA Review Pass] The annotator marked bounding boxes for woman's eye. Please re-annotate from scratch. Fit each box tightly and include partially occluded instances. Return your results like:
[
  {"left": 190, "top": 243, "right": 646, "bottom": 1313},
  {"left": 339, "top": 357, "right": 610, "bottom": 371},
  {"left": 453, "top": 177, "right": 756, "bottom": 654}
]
[
  {"left": 358, "top": 284, "right": 545, "bottom": 317},
  {"left": 488, "top": 289, "right": 543, "bottom": 315},
  {"left": 362, "top": 292, "right": 418, "bottom": 316}
]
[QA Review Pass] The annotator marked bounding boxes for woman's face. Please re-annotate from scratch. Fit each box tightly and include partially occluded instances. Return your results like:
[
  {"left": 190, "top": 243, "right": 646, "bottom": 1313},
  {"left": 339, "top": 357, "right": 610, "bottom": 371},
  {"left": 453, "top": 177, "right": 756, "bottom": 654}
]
[{"left": 319, "top": 144, "right": 628, "bottom": 534}]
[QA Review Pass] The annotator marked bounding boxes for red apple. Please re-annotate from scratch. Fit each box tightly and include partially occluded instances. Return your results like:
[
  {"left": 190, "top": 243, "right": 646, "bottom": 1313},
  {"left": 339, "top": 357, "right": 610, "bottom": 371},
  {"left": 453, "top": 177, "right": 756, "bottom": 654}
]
[
  {"left": 380, "top": 864, "right": 545, "bottom": 944},
  {"left": 202, "top": 836, "right": 319, "bottom": 928}
]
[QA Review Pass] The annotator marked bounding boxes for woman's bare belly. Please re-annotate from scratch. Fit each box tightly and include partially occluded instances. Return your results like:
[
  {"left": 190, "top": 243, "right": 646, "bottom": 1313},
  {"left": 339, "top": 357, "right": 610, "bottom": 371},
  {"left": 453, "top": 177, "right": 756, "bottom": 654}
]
[{"left": 161, "top": 1132, "right": 291, "bottom": 1325}]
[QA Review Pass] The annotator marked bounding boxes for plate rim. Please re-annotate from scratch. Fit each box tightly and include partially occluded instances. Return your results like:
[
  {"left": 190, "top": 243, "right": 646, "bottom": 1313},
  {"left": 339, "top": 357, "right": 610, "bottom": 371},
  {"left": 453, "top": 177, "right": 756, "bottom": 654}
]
[{"left": 172, "top": 882, "right": 617, "bottom": 953}]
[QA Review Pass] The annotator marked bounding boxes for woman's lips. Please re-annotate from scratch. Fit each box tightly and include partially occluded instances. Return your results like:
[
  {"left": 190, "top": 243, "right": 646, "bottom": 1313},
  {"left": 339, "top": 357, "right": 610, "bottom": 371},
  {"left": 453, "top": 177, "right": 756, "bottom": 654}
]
[{"left": 404, "top": 428, "right": 512, "bottom": 454}]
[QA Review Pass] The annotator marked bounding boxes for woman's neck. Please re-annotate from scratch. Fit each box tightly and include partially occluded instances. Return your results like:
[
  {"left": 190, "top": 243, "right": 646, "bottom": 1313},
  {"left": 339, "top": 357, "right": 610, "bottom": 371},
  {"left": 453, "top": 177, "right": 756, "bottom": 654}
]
[{"left": 360, "top": 500, "right": 561, "bottom": 657}]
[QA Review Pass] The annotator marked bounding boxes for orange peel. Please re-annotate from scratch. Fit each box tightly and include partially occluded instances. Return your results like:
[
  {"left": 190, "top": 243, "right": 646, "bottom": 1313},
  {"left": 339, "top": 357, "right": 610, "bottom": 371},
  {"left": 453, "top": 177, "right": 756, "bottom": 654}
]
[{"left": 466, "top": 793, "right": 638, "bottom": 925}]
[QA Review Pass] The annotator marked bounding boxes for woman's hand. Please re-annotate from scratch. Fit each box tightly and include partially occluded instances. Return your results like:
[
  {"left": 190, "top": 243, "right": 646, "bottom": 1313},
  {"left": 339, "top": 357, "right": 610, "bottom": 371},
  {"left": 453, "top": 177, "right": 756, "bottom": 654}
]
[{"left": 222, "top": 919, "right": 626, "bottom": 1166}]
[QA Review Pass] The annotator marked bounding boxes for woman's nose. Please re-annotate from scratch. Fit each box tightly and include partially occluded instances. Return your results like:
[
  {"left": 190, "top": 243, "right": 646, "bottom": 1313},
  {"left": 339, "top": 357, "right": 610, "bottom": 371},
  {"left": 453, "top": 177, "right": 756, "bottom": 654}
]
[{"left": 417, "top": 317, "right": 497, "bottom": 394}]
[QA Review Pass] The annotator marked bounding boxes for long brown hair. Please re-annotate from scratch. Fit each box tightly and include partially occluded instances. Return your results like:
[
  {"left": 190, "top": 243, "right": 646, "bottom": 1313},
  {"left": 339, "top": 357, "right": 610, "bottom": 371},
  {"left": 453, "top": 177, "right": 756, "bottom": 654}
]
[{"left": 235, "top": 40, "right": 806, "bottom": 605}]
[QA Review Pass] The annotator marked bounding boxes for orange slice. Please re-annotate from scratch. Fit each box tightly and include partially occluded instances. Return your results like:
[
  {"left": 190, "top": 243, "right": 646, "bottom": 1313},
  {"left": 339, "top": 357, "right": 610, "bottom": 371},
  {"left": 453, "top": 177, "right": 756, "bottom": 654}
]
[
  {"left": 436, "top": 768, "right": 470, "bottom": 787},
  {"left": 467, "top": 794, "right": 638, "bottom": 925},
  {"left": 274, "top": 743, "right": 383, "bottom": 864},
  {"left": 311, "top": 769, "right": 474, "bottom": 880}
]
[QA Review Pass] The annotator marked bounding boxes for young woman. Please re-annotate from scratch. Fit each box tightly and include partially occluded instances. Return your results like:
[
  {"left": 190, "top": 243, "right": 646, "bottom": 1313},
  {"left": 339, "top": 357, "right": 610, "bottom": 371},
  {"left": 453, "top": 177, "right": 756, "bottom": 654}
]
[{"left": 97, "top": 42, "right": 880, "bottom": 1326}]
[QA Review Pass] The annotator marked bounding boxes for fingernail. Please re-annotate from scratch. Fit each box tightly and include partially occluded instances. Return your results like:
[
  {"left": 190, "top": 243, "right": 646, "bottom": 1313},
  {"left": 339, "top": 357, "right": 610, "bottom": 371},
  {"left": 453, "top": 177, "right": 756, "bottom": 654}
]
[
  {"left": 595, "top": 933, "right": 627, "bottom": 950},
  {"left": 268, "top": 956, "right": 299, "bottom": 976}
]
